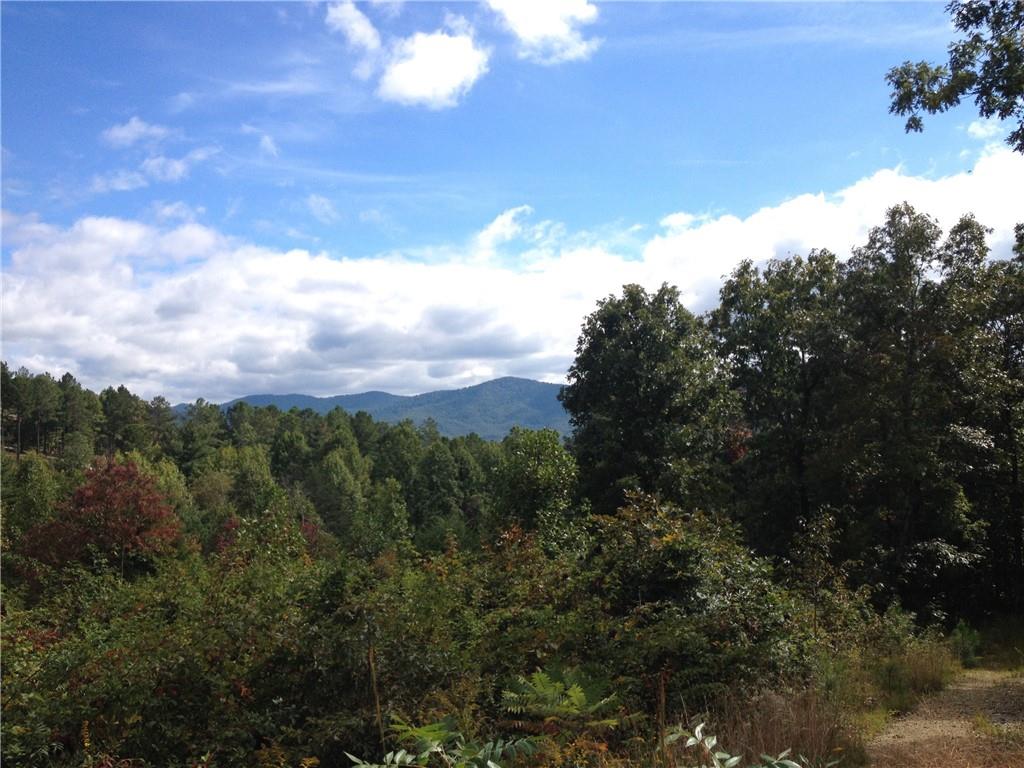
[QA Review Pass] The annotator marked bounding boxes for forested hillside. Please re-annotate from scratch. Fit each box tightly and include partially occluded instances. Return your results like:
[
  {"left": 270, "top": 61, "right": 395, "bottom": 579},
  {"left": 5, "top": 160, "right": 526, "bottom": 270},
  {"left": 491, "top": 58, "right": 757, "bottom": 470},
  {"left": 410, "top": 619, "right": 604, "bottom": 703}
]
[
  {"left": 208, "top": 377, "right": 571, "bottom": 440},
  {"left": 2, "top": 204, "right": 1022, "bottom": 767}
]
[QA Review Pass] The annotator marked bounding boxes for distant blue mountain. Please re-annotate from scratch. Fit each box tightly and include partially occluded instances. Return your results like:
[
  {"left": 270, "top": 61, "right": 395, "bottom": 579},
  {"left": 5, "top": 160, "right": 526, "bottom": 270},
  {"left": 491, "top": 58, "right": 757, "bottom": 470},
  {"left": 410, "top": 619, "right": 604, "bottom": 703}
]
[{"left": 176, "top": 377, "right": 570, "bottom": 441}]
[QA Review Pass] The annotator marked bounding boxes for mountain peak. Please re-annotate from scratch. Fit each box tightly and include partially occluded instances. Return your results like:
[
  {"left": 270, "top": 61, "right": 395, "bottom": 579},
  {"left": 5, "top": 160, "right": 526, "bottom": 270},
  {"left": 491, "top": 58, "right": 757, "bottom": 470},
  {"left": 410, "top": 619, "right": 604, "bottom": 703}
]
[{"left": 182, "top": 377, "right": 569, "bottom": 441}]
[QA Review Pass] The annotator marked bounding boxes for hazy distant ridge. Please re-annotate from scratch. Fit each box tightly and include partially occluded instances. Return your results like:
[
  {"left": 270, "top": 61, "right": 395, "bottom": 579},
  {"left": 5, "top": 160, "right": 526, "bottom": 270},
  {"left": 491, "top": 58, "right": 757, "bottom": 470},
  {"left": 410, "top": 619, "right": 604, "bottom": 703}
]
[{"left": 204, "top": 377, "right": 569, "bottom": 440}]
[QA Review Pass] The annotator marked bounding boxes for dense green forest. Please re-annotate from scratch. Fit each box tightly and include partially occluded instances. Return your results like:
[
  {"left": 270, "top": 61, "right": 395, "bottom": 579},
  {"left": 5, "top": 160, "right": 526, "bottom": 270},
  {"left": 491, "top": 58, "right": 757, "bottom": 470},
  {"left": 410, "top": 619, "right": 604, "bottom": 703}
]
[{"left": 2, "top": 204, "right": 1023, "bottom": 767}]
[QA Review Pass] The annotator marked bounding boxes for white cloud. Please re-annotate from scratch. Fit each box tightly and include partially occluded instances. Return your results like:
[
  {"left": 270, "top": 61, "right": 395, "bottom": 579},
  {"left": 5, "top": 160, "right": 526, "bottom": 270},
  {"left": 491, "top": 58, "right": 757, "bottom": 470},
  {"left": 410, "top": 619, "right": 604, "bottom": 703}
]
[
  {"left": 326, "top": 0, "right": 383, "bottom": 80},
  {"left": 4, "top": 148, "right": 1022, "bottom": 402},
  {"left": 228, "top": 74, "right": 324, "bottom": 96},
  {"left": 142, "top": 156, "right": 189, "bottom": 183},
  {"left": 476, "top": 205, "right": 533, "bottom": 257},
  {"left": 642, "top": 148, "right": 1024, "bottom": 308},
  {"left": 260, "top": 134, "right": 280, "bottom": 157},
  {"left": 90, "top": 169, "right": 149, "bottom": 194},
  {"left": 242, "top": 124, "right": 281, "bottom": 157},
  {"left": 487, "top": 0, "right": 600, "bottom": 64},
  {"left": 90, "top": 148, "right": 217, "bottom": 196},
  {"left": 967, "top": 117, "right": 1002, "bottom": 140},
  {"left": 659, "top": 212, "right": 711, "bottom": 232},
  {"left": 170, "top": 92, "right": 196, "bottom": 112},
  {"left": 153, "top": 201, "right": 206, "bottom": 222},
  {"left": 378, "top": 20, "right": 490, "bottom": 109},
  {"left": 101, "top": 116, "right": 170, "bottom": 147},
  {"left": 141, "top": 147, "right": 218, "bottom": 183},
  {"left": 307, "top": 193, "right": 341, "bottom": 224},
  {"left": 369, "top": 0, "right": 403, "bottom": 20},
  {"left": 326, "top": 1, "right": 381, "bottom": 52}
]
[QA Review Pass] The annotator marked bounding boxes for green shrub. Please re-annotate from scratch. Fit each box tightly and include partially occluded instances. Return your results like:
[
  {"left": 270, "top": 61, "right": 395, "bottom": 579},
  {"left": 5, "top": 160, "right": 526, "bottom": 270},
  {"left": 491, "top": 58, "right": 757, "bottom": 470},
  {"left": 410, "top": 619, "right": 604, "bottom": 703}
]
[
  {"left": 949, "top": 619, "right": 980, "bottom": 668},
  {"left": 873, "top": 639, "right": 954, "bottom": 713},
  {"left": 977, "top": 616, "right": 1024, "bottom": 671},
  {"left": 347, "top": 719, "right": 537, "bottom": 768}
]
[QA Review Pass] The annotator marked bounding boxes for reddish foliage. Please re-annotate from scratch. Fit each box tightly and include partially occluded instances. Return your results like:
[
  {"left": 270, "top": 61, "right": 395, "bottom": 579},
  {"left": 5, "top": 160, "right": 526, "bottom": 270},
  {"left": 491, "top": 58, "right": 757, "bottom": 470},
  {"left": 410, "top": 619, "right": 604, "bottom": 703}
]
[
  {"left": 12, "top": 626, "right": 61, "bottom": 652},
  {"left": 214, "top": 515, "right": 241, "bottom": 553},
  {"left": 723, "top": 424, "right": 753, "bottom": 464},
  {"left": 299, "top": 518, "right": 321, "bottom": 551},
  {"left": 495, "top": 524, "right": 529, "bottom": 549},
  {"left": 20, "top": 460, "right": 180, "bottom": 573}
]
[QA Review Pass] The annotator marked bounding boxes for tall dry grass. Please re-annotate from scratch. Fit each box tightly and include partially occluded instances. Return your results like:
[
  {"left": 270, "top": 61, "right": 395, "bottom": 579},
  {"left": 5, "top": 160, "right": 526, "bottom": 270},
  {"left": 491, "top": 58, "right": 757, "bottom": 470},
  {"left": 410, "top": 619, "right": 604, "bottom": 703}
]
[
  {"left": 705, "top": 689, "right": 864, "bottom": 767},
  {"left": 874, "top": 640, "right": 956, "bottom": 713},
  {"left": 870, "top": 735, "right": 1024, "bottom": 768}
]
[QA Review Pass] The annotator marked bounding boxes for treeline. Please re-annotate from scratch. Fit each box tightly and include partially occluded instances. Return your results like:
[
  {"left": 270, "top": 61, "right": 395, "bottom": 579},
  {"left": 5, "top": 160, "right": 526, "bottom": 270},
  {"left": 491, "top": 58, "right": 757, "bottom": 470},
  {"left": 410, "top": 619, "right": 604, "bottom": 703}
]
[
  {"left": 0, "top": 367, "right": 574, "bottom": 556},
  {"left": 1, "top": 204, "right": 1021, "bottom": 767},
  {"left": 562, "top": 204, "right": 1023, "bottom": 619}
]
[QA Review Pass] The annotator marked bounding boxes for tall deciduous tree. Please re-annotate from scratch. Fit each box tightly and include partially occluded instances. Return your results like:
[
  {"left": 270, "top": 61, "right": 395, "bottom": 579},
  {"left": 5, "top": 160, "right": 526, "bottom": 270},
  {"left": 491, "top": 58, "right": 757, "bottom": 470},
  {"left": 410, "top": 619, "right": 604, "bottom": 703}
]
[
  {"left": 411, "top": 440, "right": 462, "bottom": 530},
  {"left": 951, "top": 227, "right": 1024, "bottom": 608},
  {"left": 21, "top": 460, "right": 180, "bottom": 578},
  {"left": 350, "top": 478, "right": 412, "bottom": 558},
  {"left": 560, "top": 284, "right": 735, "bottom": 514},
  {"left": 711, "top": 251, "right": 842, "bottom": 553},
  {"left": 370, "top": 420, "right": 423, "bottom": 505},
  {"left": 835, "top": 204, "right": 989, "bottom": 614},
  {"left": 311, "top": 445, "right": 369, "bottom": 537},
  {"left": 3, "top": 450, "right": 62, "bottom": 542},
  {"left": 494, "top": 427, "right": 577, "bottom": 529}
]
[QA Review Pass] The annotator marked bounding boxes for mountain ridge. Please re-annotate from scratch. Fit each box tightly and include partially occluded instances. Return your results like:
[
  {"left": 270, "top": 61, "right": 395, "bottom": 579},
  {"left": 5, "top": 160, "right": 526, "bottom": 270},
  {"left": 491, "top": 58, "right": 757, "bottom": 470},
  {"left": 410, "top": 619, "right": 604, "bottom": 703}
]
[{"left": 175, "top": 376, "right": 570, "bottom": 441}]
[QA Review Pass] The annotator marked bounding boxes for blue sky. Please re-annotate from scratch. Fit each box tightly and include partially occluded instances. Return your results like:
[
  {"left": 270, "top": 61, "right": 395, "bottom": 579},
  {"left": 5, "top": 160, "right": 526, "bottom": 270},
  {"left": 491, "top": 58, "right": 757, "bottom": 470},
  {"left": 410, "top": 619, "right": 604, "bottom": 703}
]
[{"left": 2, "top": 2, "right": 1021, "bottom": 401}]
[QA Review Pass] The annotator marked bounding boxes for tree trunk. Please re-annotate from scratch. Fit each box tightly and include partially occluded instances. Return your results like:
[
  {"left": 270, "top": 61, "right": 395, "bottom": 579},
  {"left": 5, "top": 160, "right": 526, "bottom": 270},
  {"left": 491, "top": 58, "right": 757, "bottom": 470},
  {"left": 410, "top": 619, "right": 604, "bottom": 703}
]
[
  {"left": 1011, "top": 426, "right": 1022, "bottom": 611},
  {"left": 368, "top": 641, "right": 386, "bottom": 753}
]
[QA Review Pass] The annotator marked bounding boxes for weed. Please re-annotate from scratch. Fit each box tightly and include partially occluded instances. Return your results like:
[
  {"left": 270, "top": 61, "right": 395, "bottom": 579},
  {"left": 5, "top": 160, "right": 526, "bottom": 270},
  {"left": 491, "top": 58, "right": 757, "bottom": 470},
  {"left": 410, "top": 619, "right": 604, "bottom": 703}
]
[
  {"left": 949, "top": 620, "right": 981, "bottom": 668},
  {"left": 873, "top": 640, "right": 955, "bottom": 713},
  {"left": 701, "top": 690, "right": 864, "bottom": 767},
  {"left": 978, "top": 617, "right": 1024, "bottom": 671}
]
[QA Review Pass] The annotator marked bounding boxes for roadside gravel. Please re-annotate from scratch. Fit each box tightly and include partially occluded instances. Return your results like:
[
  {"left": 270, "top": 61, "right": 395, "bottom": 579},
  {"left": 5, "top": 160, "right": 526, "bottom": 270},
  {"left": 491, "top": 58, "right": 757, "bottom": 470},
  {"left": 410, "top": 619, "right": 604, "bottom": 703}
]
[{"left": 868, "top": 669, "right": 1024, "bottom": 767}]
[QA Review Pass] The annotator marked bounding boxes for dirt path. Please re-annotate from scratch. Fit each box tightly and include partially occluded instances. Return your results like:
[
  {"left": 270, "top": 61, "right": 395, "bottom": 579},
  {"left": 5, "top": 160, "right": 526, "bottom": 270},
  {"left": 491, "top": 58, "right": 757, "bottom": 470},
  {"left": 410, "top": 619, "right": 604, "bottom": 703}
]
[{"left": 867, "top": 669, "right": 1024, "bottom": 767}]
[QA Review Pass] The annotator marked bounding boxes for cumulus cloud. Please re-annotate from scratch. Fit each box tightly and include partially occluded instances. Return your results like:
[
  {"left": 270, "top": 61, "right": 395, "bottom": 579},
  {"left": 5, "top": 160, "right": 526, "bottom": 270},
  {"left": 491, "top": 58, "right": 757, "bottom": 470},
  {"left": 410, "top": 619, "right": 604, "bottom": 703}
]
[
  {"left": 3, "top": 148, "right": 1021, "bottom": 402},
  {"left": 475, "top": 205, "right": 533, "bottom": 259},
  {"left": 324, "top": 4, "right": 488, "bottom": 105},
  {"left": 967, "top": 117, "right": 1003, "bottom": 140},
  {"left": 487, "top": 0, "right": 600, "bottom": 64},
  {"left": 90, "top": 147, "right": 217, "bottom": 196},
  {"left": 641, "top": 147, "right": 1023, "bottom": 309},
  {"left": 377, "top": 18, "right": 490, "bottom": 108},
  {"left": 101, "top": 116, "right": 170, "bottom": 147}
]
